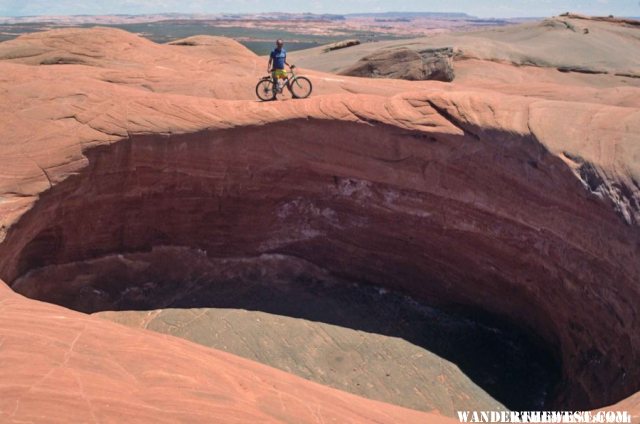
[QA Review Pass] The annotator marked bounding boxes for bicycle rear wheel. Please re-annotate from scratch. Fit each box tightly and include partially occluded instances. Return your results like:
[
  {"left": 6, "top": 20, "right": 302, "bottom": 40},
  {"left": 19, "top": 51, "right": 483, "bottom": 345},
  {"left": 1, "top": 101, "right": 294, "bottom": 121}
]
[
  {"left": 256, "top": 79, "right": 276, "bottom": 101},
  {"left": 289, "top": 76, "right": 312, "bottom": 99}
]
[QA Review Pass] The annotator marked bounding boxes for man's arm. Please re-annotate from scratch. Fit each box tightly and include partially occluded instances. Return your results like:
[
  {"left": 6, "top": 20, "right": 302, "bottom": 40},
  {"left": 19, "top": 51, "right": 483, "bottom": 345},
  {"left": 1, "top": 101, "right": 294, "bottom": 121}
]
[{"left": 267, "top": 56, "right": 272, "bottom": 72}]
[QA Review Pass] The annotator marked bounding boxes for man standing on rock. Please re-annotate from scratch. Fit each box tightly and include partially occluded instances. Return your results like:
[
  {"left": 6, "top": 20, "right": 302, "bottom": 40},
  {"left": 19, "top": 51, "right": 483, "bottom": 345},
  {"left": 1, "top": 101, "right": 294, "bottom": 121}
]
[{"left": 267, "top": 39, "right": 290, "bottom": 94}]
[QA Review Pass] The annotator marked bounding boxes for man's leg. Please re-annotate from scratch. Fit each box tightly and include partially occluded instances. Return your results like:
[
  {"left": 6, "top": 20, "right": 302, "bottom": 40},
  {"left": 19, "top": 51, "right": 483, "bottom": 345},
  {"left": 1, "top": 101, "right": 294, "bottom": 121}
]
[
  {"left": 273, "top": 69, "right": 282, "bottom": 93},
  {"left": 272, "top": 70, "right": 279, "bottom": 93}
]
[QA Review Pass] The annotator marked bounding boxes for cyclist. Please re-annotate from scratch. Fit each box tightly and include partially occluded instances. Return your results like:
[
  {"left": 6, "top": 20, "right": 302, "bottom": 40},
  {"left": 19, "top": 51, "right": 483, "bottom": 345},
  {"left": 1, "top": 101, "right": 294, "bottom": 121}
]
[{"left": 267, "top": 39, "right": 291, "bottom": 93}]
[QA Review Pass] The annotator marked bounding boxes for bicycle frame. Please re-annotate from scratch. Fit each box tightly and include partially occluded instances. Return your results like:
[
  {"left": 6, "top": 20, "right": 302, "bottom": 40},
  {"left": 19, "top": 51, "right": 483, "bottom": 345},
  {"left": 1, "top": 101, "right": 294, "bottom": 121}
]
[
  {"left": 287, "top": 67, "right": 306, "bottom": 89},
  {"left": 265, "top": 66, "right": 302, "bottom": 89},
  {"left": 257, "top": 65, "right": 311, "bottom": 100}
]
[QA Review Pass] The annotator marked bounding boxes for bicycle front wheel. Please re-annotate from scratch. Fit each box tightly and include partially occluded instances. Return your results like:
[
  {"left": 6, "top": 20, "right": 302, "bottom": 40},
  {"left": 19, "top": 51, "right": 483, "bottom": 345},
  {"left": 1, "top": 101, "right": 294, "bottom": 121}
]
[
  {"left": 256, "top": 79, "right": 276, "bottom": 101},
  {"left": 289, "top": 76, "right": 312, "bottom": 99}
]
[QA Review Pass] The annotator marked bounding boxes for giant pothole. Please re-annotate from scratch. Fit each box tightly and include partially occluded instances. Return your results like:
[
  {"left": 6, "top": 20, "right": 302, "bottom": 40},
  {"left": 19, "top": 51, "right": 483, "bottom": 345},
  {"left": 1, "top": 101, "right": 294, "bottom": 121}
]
[
  {"left": 0, "top": 119, "right": 638, "bottom": 413},
  {"left": 12, "top": 246, "right": 560, "bottom": 413}
]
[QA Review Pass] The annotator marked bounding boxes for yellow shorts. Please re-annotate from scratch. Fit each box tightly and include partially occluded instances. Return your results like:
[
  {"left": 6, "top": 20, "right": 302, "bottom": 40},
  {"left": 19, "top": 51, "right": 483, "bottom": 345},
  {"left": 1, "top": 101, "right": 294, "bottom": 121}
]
[{"left": 272, "top": 69, "right": 288, "bottom": 79}]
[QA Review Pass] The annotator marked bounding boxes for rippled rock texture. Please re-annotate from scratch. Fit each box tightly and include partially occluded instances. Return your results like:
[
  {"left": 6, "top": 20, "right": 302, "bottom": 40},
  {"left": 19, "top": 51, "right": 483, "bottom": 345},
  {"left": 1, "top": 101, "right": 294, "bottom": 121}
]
[{"left": 340, "top": 47, "right": 455, "bottom": 81}]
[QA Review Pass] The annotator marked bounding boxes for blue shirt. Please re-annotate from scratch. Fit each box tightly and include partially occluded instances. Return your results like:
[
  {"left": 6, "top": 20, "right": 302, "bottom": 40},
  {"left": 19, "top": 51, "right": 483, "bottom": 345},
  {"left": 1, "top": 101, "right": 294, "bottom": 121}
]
[{"left": 270, "top": 48, "right": 286, "bottom": 69}]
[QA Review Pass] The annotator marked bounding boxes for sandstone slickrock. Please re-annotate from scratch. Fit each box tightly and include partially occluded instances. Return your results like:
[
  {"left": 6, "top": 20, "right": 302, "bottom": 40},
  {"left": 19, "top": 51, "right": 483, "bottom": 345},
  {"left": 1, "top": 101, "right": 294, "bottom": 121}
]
[
  {"left": 0, "top": 23, "right": 639, "bottom": 422},
  {"left": 339, "top": 47, "right": 455, "bottom": 81},
  {"left": 559, "top": 13, "right": 640, "bottom": 27},
  {"left": 295, "top": 15, "right": 640, "bottom": 83},
  {"left": 322, "top": 39, "right": 361, "bottom": 52},
  {"left": 0, "top": 277, "right": 445, "bottom": 423}
]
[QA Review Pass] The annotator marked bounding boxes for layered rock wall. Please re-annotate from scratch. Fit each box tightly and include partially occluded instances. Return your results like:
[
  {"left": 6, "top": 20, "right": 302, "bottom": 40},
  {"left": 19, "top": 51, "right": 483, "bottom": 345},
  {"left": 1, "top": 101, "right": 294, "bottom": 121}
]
[{"left": 1, "top": 116, "right": 638, "bottom": 409}]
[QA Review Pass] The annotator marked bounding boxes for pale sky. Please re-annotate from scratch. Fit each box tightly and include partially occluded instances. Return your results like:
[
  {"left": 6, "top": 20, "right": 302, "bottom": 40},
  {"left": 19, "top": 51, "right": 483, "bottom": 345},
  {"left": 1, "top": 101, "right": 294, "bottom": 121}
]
[{"left": 0, "top": 0, "right": 639, "bottom": 18}]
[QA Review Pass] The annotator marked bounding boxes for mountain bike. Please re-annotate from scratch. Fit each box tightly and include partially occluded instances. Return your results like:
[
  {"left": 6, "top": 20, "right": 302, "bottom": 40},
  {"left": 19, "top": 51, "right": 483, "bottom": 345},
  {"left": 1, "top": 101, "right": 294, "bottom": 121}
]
[{"left": 256, "top": 65, "right": 312, "bottom": 101}]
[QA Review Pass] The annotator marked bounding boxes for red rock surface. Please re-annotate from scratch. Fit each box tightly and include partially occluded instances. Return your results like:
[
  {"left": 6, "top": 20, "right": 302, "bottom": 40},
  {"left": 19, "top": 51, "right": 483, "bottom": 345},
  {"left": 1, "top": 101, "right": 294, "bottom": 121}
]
[
  {"left": 295, "top": 15, "right": 640, "bottom": 85},
  {"left": 0, "top": 278, "right": 448, "bottom": 423},
  {"left": 0, "top": 25, "right": 639, "bottom": 421}
]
